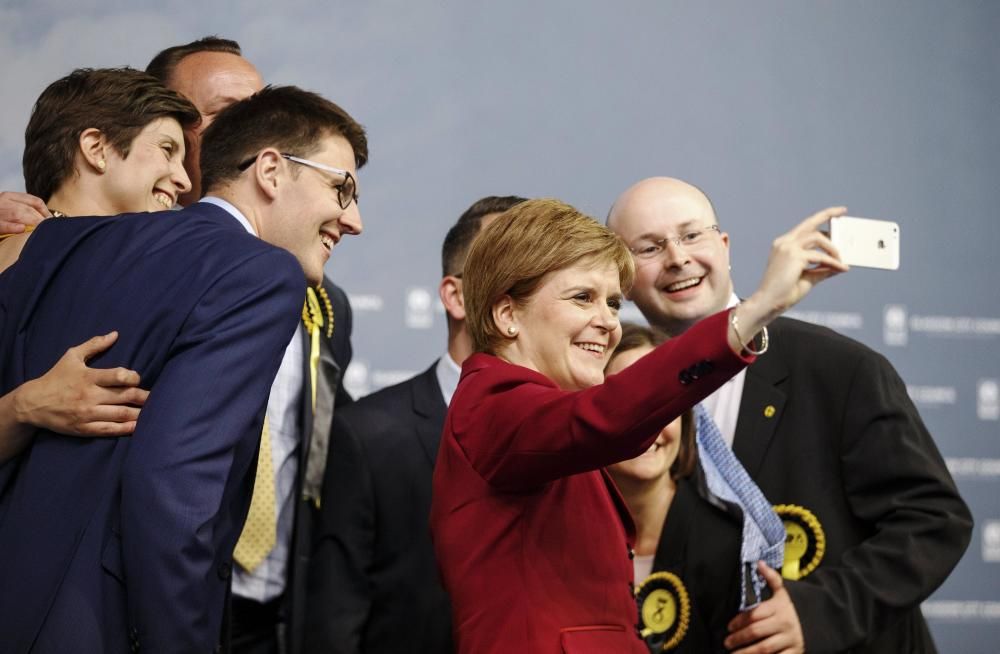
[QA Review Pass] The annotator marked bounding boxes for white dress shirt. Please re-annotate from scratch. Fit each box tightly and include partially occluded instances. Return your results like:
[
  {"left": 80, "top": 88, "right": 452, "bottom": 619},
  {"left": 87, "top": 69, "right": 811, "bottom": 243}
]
[
  {"left": 435, "top": 351, "right": 462, "bottom": 407},
  {"left": 701, "top": 294, "right": 746, "bottom": 449}
]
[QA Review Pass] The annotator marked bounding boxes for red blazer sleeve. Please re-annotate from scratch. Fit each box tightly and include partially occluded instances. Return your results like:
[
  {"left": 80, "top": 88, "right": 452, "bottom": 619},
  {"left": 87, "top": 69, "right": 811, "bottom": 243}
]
[{"left": 449, "top": 309, "right": 753, "bottom": 490}]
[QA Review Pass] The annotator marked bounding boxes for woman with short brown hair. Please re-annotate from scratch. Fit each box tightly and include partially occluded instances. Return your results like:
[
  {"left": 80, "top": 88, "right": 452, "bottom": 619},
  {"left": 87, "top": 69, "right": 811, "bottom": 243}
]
[{"left": 430, "top": 198, "right": 845, "bottom": 653}]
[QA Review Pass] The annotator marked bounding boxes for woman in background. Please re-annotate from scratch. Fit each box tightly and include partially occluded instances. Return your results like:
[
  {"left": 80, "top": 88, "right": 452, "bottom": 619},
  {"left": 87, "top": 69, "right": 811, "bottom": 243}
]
[
  {"left": 606, "top": 323, "right": 742, "bottom": 653},
  {"left": 0, "top": 67, "right": 199, "bottom": 463}
]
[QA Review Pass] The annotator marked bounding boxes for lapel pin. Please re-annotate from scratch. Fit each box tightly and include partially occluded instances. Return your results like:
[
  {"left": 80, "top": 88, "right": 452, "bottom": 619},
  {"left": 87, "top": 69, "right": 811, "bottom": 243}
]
[{"left": 764, "top": 405, "right": 776, "bottom": 418}]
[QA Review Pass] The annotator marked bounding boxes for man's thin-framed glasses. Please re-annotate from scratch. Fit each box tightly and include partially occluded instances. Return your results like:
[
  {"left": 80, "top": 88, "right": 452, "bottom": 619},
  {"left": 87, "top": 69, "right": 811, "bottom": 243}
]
[
  {"left": 237, "top": 152, "right": 358, "bottom": 209},
  {"left": 628, "top": 224, "right": 721, "bottom": 260}
]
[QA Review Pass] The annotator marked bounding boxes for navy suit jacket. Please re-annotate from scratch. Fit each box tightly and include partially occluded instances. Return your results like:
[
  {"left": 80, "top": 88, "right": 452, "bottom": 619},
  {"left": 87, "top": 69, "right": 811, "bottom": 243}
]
[{"left": 0, "top": 203, "right": 304, "bottom": 653}]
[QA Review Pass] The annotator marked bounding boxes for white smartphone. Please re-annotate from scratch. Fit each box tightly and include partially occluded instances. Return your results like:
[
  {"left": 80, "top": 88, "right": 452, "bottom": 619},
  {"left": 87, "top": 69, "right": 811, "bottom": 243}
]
[{"left": 829, "top": 216, "right": 900, "bottom": 270}]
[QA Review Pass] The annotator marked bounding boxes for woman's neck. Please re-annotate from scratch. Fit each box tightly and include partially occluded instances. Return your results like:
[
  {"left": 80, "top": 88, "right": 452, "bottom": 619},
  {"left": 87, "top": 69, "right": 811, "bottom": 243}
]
[
  {"left": 47, "top": 180, "right": 115, "bottom": 217},
  {"left": 613, "top": 473, "right": 676, "bottom": 557}
]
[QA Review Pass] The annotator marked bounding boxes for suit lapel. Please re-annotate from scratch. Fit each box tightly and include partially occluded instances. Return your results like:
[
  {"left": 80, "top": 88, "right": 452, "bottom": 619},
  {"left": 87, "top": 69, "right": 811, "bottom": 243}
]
[
  {"left": 732, "top": 352, "right": 788, "bottom": 477},
  {"left": 300, "top": 322, "right": 342, "bottom": 503},
  {"left": 412, "top": 364, "right": 448, "bottom": 467}
]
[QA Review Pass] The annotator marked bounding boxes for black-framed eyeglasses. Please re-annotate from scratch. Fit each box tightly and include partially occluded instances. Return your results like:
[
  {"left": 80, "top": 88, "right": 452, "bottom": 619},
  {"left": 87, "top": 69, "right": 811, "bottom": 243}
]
[
  {"left": 238, "top": 152, "right": 358, "bottom": 209},
  {"left": 628, "top": 225, "right": 721, "bottom": 261}
]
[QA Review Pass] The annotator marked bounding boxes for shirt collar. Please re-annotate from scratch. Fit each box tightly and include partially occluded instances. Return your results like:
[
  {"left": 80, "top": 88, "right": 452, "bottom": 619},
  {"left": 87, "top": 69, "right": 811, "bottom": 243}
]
[
  {"left": 198, "top": 196, "right": 257, "bottom": 236},
  {"left": 435, "top": 352, "right": 463, "bottom": 407}
]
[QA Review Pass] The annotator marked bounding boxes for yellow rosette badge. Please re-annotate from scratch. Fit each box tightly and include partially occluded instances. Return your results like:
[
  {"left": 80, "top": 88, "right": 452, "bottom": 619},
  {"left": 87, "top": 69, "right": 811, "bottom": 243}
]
[
  {"left": 774, "top": 504, "right": 826, "bottom": 580},
  {"left": 635, "top": 571, "right": 690, "bottom": 651}
]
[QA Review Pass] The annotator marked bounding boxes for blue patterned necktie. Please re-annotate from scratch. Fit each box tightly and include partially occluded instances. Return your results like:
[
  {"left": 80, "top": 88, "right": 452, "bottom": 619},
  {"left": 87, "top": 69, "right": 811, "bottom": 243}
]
[{"left": 694, "top": 403, "right": 785, "bottom": 610}]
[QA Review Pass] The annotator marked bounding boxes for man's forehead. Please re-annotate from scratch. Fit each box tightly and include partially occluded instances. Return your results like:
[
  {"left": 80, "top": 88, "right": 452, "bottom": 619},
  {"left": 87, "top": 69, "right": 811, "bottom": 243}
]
[
  {"left": 616, "top": 199, "right": 714, "bottom": 239},
  {"left": 311, "top": 133, "right": 360, "bottom": 173},
  {"left": 169, "top": 52, "right": 263, "bottom": 105},
  {"left": 172, "top": 51, "right": 259, "bottom": 80}
]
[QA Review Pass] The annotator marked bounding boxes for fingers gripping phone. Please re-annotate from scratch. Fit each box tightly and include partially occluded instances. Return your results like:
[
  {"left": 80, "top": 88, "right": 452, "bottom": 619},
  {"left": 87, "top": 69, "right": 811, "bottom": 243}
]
[{"left": 829, "top": 216, "right": 900, "bottom": 270}]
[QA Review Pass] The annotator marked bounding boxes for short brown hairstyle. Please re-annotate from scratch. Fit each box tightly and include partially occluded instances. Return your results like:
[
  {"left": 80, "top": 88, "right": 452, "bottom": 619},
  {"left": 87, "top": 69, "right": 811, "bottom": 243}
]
[
  {"left": 145, "top": 36, "right": 242, "bottom": 85},
  {"left": 608, "top": 322, "right": 697, "bottom": 480},
  {"left": 441, "top": 195, "right": 528, "bottom": 277},
  {"left": 22, "top": 67, "right": 200, "bottom": 201},
  {"left": 199, "top": 85, "right": 368, "bottom": 194},
  {"left": 463, "top": 198, "right": 635, "bottom": 355}
]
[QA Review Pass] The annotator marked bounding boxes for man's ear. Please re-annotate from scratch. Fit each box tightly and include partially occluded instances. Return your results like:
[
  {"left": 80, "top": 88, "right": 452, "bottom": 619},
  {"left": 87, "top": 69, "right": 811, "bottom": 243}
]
[
  {"left": 253, "top": 148, "right": 284, "bottom": 200},
  {"left": 439, "top": 275, "right": 465, "bottom": 322},
  {"left": 78, "top": 128, "right": 109, "bottom": 174}
]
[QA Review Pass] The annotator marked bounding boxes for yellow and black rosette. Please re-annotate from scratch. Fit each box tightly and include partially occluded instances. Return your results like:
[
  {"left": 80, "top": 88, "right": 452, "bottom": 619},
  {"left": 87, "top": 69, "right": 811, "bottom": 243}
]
[
  {"left": 635, "top": 571, "right": 690, "bottom": 651},
  {"left": 774, "top": 504, "right": 825, "bottom": 580}
]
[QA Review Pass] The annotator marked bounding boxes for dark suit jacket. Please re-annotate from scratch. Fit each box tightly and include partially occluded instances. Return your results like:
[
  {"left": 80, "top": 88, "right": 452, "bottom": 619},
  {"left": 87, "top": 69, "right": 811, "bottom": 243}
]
[
  {"left": 0, "top": 203, "right": 304, "bottom": 654},
  {"left": 275, "top": 275, "right": 352, "bottom": 654},
  {"left": 304, "top": 362, "right": 452, "bottom": 653},
  {"left": 643, "top": 474, "right": 743, "bottom": 654},
  {"left": 430, "top": 311, "right": 753, "bottom": 654},
  {"left": 732, "top": 317, "right": 973, "bottom": 653}
]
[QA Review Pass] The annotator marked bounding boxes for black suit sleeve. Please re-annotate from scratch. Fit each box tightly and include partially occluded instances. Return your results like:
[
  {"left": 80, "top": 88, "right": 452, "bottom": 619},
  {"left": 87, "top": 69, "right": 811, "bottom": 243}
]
[
  {"left": 785, "top": 350, "right": 973, "bottom": 651},
  {"left": 305, "top": 410, "right": 375, "bottom": 653}
]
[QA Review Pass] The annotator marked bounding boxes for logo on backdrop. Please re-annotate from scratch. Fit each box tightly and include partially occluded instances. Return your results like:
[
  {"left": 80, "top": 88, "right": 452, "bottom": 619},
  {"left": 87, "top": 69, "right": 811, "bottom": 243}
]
[
  {"left": 785, "top": 310, "right": 863, "bottom": 330},
  {"left": 343, "top": 360, "right": 371, "bottom": 399},
  {"left": 348, "top": 293, "right": 385, "bottom": 312},
  {"left": 983, "top": 521, "right": 1000, "bottom": 563},
  {"left": 906, "top": 385, "right": 957, "bottom": 409},
  {"left": 978, "top": 379, "right": 999, "bottom": 421},
  {"left": 405, "top": 287, "right": 434, "bottom": 329},
  {"left": 884, "top": 304, "right": 908, "bottom": 347}
]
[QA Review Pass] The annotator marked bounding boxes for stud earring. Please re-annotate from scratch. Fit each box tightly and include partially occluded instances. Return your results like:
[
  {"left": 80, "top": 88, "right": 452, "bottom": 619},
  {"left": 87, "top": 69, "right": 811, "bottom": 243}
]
[
  {"left": 507, "top": 326, "right": 518, "bottom": 336},
  {"left": 97, "top": 159, "right": 106, "bottom": 172}
]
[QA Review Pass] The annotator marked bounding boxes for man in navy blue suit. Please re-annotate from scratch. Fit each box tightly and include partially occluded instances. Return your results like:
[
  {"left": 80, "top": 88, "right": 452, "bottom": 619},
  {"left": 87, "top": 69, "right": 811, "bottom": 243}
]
[{"left": 0, "top": 85, "right": 367, "bottom": 654}]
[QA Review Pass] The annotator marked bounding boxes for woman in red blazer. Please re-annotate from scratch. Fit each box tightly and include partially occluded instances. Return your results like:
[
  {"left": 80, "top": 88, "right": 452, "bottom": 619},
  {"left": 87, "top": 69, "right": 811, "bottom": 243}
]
[{"left": 430, "top": 199, "right": 846, "bottom": 653}]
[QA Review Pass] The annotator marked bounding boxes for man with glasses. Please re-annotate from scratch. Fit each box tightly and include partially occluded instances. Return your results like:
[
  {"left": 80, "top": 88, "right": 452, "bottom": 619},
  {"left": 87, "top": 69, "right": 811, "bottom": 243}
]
[
  {"left": 147, "top": 38, "right": 362, "bottom": 654},
  {"left": 0, "top": 86, "right": 367, "bottom": 654},
  {"left": 607, "top": 177, "right": 971, "bottom": 654}
]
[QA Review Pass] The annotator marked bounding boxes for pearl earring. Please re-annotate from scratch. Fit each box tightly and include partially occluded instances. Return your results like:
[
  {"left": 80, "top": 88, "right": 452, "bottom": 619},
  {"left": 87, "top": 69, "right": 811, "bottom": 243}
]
[{"left": 507, "top": 326, "right": 517, "bottom": 336}]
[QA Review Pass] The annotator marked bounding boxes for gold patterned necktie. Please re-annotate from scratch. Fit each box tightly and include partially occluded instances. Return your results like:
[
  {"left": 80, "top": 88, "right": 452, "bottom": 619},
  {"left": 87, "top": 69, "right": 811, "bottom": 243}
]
[
  {"left": 234, "top": 416, "right": 276, "bottom": 572},
  {"left": 234, "top": 287, "right": 334, "bottom": 570}
]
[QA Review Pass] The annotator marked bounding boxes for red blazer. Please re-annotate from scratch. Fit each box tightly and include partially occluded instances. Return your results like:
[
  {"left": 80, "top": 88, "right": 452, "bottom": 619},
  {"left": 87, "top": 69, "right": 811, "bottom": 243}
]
[{"left": 430, "top": 310, "right": 752, "bottom": 654}]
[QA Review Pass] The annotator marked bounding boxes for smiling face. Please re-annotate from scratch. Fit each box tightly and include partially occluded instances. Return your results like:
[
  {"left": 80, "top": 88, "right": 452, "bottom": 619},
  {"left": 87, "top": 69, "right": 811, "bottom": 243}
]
[
  {"left": 499, "top": 258, "right": 623, "bottom": 391},
  {"left": 264, "top": 133, "right": 362, "bottom": 285},
  {"left": 167, "top": 51, "right": 264, "bottom": 205},
  {"left": 609, "top": 178, "right": 734, "bottom": 335},
  {"left": 101, "top": 117, "right": 191, "bottom": 213},
  {"left": 605, "top": 344, "right": 682, "bottom": 482}
]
